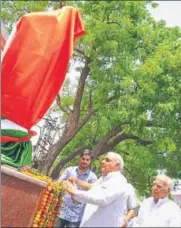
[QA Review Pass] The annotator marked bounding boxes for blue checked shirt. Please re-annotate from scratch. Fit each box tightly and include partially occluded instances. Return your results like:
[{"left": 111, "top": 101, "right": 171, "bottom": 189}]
[{"left": 58, "top": 166, "right": 97, "bottom": 222}]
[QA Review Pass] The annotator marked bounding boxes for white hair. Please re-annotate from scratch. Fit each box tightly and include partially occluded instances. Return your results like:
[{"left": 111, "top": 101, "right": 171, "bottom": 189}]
[
  {"left": 107, "top": 151, "right": 124, "bottom": 170},
  {"left": 155, "top": 174, "right": 174, "bottom": 191}
]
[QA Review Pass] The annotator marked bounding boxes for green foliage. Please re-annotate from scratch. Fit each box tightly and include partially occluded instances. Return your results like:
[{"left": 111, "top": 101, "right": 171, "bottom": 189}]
[{"left": 1, "top": 1, "right": 51, "bottom": 32}]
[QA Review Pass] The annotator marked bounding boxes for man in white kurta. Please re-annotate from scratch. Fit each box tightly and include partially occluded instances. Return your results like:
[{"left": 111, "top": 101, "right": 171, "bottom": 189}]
[
  {"left": 64, "top": 152, "right": 129, "bottom": 227},
  {"left": 133, "top": 174, "right": 181, "bottom": 227}
]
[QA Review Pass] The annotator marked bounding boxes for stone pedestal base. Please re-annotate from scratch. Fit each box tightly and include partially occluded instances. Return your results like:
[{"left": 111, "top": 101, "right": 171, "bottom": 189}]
[{"left": 1, "top": 165, "right": 47, "bottom": 227}]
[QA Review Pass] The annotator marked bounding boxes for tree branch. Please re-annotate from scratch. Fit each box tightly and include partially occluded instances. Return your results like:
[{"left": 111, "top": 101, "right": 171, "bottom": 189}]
[
  {"left": 106, "top": 133, "right": 152, "bottom": 151},
  {"left": 88, "top": 89, "right": 93, "bottom": 111},
  {"left": 72, "top": 62, "right": 90, "bottom": 126},
  {"left": 77, "top": 109, "right": 96, "bottom": 130},
  {"left": 75, "top": 48, "right": 90, "bottom": 62},
  {"left": 106, "top": 93, "right": 120, "bottom": 103},
  {"left": 90, "top": 126, "right": 123, "bottom": 159},
  {"left": 107, "top": 21, "right": 122, "bottom": 28},
  {"left": 56, "top": 94, "right": 72, "bottom": 116}
]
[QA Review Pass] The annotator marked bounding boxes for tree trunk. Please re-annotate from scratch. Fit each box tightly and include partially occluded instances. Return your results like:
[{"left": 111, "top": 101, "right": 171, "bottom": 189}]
[
  {"left": 38, "top": 134, "right": 73, "bottom": 174},
  {"left": 90, "top": 126, "right": 123, "bottom": 159},
  {"left": 38, "top": 60, "right": 92, "bottom": 174}
]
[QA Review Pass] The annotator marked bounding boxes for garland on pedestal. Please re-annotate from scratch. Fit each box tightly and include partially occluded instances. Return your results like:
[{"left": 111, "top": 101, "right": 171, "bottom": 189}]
[{"left": 20, "top": 167, "right": 64, "bottom": 228}]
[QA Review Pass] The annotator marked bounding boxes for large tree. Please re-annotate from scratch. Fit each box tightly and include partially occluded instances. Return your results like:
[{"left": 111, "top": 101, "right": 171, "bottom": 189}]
[{"left": 44, "top": 1, "right": 181, "bottom": 178}]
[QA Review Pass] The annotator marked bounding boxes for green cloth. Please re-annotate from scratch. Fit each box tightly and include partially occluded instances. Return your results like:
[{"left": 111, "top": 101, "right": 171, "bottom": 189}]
[{"left": 1, "top": 129, "right": 32, "bottom": 168}]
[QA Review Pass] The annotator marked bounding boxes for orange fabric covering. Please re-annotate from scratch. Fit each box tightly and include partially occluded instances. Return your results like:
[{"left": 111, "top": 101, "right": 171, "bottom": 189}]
[
  {"left": 2, "top": 6, "right": 85, "bottom": 130},
  {"left": 1, "top": 33, "right": 6, "bottom": 50}
]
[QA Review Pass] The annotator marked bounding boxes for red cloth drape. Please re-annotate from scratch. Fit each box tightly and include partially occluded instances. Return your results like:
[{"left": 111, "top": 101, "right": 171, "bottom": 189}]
[{"left": 2, "top": 6, "right": 85, "bottom": 130}]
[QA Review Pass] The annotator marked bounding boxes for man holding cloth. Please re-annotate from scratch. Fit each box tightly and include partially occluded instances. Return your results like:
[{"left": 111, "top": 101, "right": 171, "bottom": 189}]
[{"left": 64, "top": 152, "right": 129, "bottom": 227}]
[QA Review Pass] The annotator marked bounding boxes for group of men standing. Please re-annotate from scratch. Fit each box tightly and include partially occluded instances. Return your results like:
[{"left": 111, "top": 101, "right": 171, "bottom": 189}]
[{"left": 55, "top": 150, "right": 181, "bottom": 227}]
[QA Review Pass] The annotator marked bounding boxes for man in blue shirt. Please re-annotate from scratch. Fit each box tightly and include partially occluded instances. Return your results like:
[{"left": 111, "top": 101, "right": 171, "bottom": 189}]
[{"left": 56, "top": 150, "right": 97, "bottom": 227}]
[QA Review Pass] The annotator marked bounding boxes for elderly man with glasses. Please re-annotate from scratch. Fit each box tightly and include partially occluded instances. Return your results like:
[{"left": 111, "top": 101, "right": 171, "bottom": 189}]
[
  {"left": 132, "top": 174, "right": 181, "bottom": 227},
  {"left": 64, "top": 151, "right": 129, "bottom": 227}
]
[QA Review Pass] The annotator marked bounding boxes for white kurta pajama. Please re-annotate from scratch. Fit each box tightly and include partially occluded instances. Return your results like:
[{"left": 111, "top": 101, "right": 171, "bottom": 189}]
[
  {"left": 133, "top": 197, "right": 181, "bottom": 227},
  {"left": 74, "top": 171, "right": 129, "bottom": 227}
]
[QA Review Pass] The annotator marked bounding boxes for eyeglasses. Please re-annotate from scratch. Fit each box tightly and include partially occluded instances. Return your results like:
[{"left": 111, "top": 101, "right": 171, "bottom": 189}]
[
  {"left": 102, "top": 157, "right": 116, "bottom": 163},
  {"left": 152, "top": 182, "right": 165, "bottom": 190}
]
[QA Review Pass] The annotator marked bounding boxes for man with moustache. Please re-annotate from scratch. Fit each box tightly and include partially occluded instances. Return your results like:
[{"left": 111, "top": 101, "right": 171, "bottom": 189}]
[{"left": 56, "top": 150, "right": 97, "bottom": 228}]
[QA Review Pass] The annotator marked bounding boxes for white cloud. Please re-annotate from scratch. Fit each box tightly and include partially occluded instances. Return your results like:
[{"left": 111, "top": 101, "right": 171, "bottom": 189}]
[{"left": 150, "top": 1, "right": 181, "bottom": 28}]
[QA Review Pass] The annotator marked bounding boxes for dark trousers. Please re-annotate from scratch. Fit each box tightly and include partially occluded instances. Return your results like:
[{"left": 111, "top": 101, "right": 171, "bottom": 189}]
[{"left": 55, "top": 217, "right": 81, "bottom": 228}]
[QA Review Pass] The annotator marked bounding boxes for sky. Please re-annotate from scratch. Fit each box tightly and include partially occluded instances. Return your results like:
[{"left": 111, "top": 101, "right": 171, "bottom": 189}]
[{"left": 150, "top": 1, "right": 181, "bottom": 28}]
